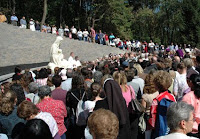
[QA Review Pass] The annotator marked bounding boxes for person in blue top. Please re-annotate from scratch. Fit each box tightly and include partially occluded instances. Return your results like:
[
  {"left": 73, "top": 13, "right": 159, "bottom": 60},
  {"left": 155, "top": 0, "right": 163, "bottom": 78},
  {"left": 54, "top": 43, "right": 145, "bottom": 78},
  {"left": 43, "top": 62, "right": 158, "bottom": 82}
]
[
  {"left": 109, "top": 33, "right": 115, "bottom": 44},
  {"left": 11, "top": 13, "right": 18, "bottom": 26},
  {"left": 0, "top": 91, "right": 25, "bottom": 139}
]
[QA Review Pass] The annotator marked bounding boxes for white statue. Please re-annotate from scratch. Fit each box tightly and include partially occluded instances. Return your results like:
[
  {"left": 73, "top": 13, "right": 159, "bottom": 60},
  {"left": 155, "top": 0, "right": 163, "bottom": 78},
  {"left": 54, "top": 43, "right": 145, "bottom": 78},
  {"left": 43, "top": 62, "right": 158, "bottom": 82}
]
[{"left": 48, "top": 36, "right": 69, "bottom": 73}]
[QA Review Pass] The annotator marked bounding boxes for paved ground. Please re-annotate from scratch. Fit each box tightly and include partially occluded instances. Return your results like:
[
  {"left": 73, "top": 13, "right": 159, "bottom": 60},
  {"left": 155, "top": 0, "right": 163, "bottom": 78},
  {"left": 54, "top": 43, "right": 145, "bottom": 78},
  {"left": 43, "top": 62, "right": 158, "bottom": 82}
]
[{"left": 0, "top": 23, "right": 126, "bottom": 77}]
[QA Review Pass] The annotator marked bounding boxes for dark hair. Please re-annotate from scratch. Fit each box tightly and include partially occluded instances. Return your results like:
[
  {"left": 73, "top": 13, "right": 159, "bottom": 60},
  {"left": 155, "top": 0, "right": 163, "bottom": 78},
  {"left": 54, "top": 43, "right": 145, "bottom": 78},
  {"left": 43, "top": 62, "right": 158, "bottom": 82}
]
[
  {"left": 10, "top": 83, "right": 25, "bottom": 106},
  {"left": 37, "top": 68, "right": 48, "bottom": 79},
  {"left": 18, "top": 119, "right": 53, "bottom": 139},
  {"left": 125, "top": 69, "right": 134, "bottom": 82},
  {"left": 52, "top": 75, "right": 62, "bottom": 87},
  {"left": 81, "top": 67, "right": 93, "bottom": 79},
  {"left": 15, "top": 66, "right": 22, "bottom": 74},
  {"left": 91, "top": 82, "right": 101, "bottom": 100},
  {"left": 192, "top": 75, "right": 200, "bottom": 98},
  {"left": 46, "top": 68, "right": 52, "bottom": 75},
  {"left": 20, "top": 72, "right": 34, "bottom": 89},
  {"left": 66, "top": 69, "right": 73, "bottom": 78},
  {"left": 72, "top": 73, "right": 85, "bottom": 90}
]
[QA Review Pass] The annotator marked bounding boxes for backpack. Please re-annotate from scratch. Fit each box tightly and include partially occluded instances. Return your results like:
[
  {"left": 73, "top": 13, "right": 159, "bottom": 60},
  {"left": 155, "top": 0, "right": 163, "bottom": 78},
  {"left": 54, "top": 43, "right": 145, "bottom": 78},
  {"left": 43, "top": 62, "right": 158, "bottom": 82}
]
[
  {"left": 71, "top": 91, "right": 87, "bottom": 126},
  {"left": 152, "top": 98, "right": 173, "bottom": 139}
]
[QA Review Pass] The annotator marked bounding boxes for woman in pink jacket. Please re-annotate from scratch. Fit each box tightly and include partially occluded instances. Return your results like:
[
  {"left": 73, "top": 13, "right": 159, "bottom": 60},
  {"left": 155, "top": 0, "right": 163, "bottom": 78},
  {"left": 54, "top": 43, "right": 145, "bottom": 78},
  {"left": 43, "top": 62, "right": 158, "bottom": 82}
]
[{"left": 182, "top": 74, "right": 200, "bottom": 135}]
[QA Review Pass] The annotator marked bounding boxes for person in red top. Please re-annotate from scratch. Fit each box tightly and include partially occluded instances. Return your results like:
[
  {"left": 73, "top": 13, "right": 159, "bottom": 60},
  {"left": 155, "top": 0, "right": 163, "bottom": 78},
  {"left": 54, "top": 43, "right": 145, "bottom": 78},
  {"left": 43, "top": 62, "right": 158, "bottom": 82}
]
[
  {"left": 143, "top": 41, "right": 148, "bottom": 53},
  {"left": 36, "top": 85, "right": 67, "bottom": 139},
  {"left": 104, "top": 32, "right": 109, "bottom": 46},
  {"left": 149, "top": 71, "right": 176, "bottom": 129}
]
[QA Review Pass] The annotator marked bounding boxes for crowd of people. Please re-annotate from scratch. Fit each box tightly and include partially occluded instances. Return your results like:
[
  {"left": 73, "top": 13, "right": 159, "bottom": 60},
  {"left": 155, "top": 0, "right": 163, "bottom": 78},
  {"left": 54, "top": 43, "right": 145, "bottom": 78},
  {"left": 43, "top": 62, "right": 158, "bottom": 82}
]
[
  {"left": 1, "top": 40, "right": 200, "bottom": 139},
  {"left": 1, "top": 12, "right": 196, "bottom": 53},
  {"left": 2, "top": 11, "right": 200, "bottom": 139}
]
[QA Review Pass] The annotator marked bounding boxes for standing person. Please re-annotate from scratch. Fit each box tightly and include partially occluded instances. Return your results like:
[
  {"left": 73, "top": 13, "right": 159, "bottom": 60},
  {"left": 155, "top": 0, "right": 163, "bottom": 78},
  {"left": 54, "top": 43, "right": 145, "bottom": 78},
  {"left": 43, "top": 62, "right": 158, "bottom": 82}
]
[
  {"left": 17, "top": 100, "right": 60, "bottom": 139},
  {"left": 20, "top": 16, "right": 27, "bottom": 28},
  {"left": 182, "top": 74, "right": 200, "bottom": 136},
  {"left": 29, "top": 18, "right": 35, "bottom": 31},
  {"left": 58, "top": 26, "right": 64, "bottom": 37},
  {"left": 156, "top": 102, "right": 197, "bottom": 139},
  {"left": 148, "top": 40, "right": 155, "bottom": 54},
  {"left": 35, "top": 21, "right": 40, "bottom": 32},
  {"left": 0, "top": 12, "right": 7, "bottom": 23},
  {"left": 169, "top": 42, "right": 175, "bottom": 51},
  {"left": 149, "top": 71, "right": 176, "bottom": 138},
  {"left": 83, "top": 29, "right": 89, "bottom": 42},
  {"left": 61, "top": 68, "right": 73, "bottom": 92},
  {"left": 0, "top": 91, "right": 25, "bottom": 138},
  {"left": 64, "top": 25, "right": 69, "bottom": 37},
  {"left": 104, "top": 32, "right": 109, "bottom": 46},
  {"left": 66, "top": 74, "right": 89, "bottom": 139},
  {"left": 87, "top": 109, "right": 119, "bottom": 139},
  {"left": 26, "top": 82, "right": 40, "bottom": 104},
  {"left": 36, "top": 85, "right": 67, "bottom": 139},
  {"left": 173, "top": 62, "right": 190, "bottom": 100},
  {"left": 94, "top": 77, "right": 131, "bottom": 139},
  {"left": 51, "top": 74, "right": 67, "bottom": 105},
  {"left": 11, "top": 13, "right": 18, "bottom": 26},
  {"left": 77, "top": 29, "right": 83, "bottom": 41},
  {"left": 99, "top": 30, "right": 104, "bottom": 45},
  {"left": 90, "top": 27, "right": 96, "bottom": 43},
  {"left": 109, "top": 33, "right": 115, "bottom": 44},
  {"left": 113, "top": 71, "right": 135, "bottom": 106},
  {"left": 71, "top": 26, "right": 77, "bottom": 39}
]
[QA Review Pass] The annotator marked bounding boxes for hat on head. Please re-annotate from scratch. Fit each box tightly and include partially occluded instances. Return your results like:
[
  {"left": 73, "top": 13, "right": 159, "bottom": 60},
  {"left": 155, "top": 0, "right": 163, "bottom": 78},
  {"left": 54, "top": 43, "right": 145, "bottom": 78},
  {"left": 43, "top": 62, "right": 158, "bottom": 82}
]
[
  {"left": 59, "top": 69, "right": 67, "bottom": 80},
  {"left": 185, "top": 48, "right": 191, "bottom": 53}
]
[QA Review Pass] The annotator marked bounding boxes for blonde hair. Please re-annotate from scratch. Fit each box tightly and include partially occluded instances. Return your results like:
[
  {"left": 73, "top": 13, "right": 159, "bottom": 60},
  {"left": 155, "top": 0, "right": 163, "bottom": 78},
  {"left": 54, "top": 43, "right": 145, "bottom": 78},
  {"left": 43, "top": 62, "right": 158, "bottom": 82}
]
[
  {"left": 133, "top": 63, "right": 144, "bottom": 74},
  {"left": 0, "top": 91, "right": 17, "bottom": 115},
  {"left": 113, "top": 71, "right": 127, "bottom": 92}
]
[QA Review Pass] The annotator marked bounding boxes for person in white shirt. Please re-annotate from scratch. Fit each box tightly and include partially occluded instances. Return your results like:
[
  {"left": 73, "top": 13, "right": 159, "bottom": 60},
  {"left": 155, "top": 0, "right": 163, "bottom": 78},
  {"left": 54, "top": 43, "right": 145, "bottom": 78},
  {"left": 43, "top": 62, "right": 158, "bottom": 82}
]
[
  {"left": 61, "top": 68, "right": 73, "bottom": 91},
  {"left": 52, "top": 25, "right": 57, "bottom": 34},
  {"left": 71, "top": 26, "right": 77, "bottom": 39},
  {"left": 149, "top": 40, "right": 155, "bottom": 54},
  {"left": 126, "top": 40, "right": 132, "bottom": 50},
  {"left": 173, "top": 62, "right": 190, "bottom": 100},
  {"left": 83, "top": 29, "right": 89, "bottom": 42},
  {"left": 29, "top": 18, "right": 35, "bottom": 31},
  {"left": 77, "top": 29, "right": 83, "bottom": 41},
  {"left": 136, "top": 40, "right": 141, "bottom": 52},
  {"left": 68, "top": 52, "right": 74, "bottom": 62},
  {"left": 75, "top": 56, "right": 82, "bottom": 68},
  {"left": 156, "top": 101, "right": 197, "bottom": 139},
  {"left": 17, "top": 101, "right": 60, "bottom": 138}
]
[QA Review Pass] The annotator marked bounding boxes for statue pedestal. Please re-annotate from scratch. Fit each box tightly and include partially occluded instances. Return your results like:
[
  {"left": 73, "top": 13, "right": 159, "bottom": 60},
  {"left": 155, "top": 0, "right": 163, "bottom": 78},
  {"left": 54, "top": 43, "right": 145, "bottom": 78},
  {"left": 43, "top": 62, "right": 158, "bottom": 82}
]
[{"left": 47, "top": 59, "right": 73, "bottom": 74}]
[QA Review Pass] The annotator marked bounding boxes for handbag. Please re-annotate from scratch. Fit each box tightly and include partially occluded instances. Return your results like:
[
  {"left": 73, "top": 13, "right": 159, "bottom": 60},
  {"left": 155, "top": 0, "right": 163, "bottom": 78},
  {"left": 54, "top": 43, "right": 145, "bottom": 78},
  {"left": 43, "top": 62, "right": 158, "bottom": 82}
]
[
  {"left": 128, "top": 86, "right": 145, "bottom": 114},
  {"left": 138, "top": 113, "right": 146, "bottom": 133}
]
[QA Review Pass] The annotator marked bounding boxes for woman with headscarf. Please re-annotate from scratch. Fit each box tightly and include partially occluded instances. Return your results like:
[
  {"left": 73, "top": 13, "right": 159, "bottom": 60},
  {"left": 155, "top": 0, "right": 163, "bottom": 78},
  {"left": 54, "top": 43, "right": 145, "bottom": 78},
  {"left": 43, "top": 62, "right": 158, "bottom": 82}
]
[{"left": 94, "top": 75, "right": 131, "bottom": 139}]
